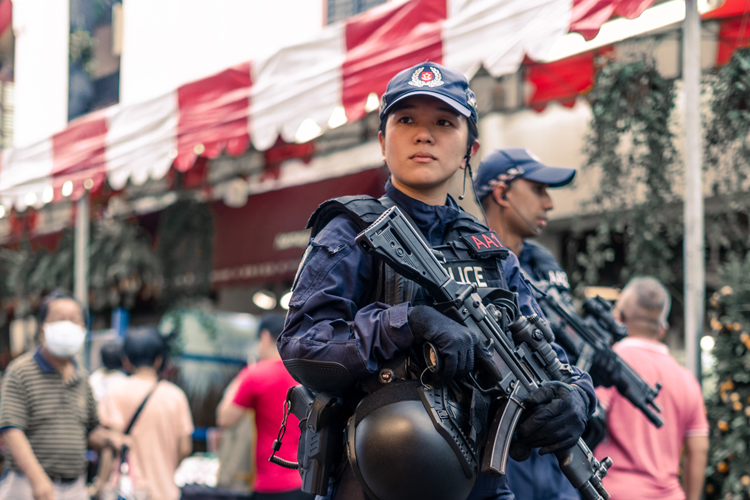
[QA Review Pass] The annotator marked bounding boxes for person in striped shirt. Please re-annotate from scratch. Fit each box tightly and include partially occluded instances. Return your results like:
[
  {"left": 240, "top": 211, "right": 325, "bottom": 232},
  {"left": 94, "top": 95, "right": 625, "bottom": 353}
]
[{"left": 0, "top": 291, "right": 122, "bottom": 500}]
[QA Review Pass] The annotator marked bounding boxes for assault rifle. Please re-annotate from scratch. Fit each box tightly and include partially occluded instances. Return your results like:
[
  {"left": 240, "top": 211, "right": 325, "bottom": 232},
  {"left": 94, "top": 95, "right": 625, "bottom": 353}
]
[
  {"left": 536, "top": 284, "right": 663, "bottom": 428},
  {"left": 355, "top": 206, "right": 612, "bottom": 500}
]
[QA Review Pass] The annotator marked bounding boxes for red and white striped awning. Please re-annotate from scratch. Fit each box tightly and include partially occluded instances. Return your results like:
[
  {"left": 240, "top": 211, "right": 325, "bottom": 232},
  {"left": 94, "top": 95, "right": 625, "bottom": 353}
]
[{"left": 0, "top": 0, "right": 678, "bottom": 211}]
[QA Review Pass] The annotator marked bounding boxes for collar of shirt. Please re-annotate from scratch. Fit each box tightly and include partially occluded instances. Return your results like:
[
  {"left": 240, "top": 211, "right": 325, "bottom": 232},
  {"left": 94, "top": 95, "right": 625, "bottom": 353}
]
[
  {"left": 617, "top": 337, "right": 669, "bottom": 355},
  {"left": 33, "top": 347, "right": 81, "bottom": 382},
  {"left": 385, "top": 180, "right": 461, "bottom": 247},
  {"left": 33, "top": 347, "right": 55, "bottom": 374}
]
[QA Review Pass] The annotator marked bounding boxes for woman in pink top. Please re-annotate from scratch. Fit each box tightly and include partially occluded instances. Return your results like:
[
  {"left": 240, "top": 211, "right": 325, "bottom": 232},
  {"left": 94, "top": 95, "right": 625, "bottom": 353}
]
[
  {"left": 97, "top": 329, "right": 194, "bottom": 500},
  {"left": 217, "top": 314, "right": 313, "bottom": 500}
]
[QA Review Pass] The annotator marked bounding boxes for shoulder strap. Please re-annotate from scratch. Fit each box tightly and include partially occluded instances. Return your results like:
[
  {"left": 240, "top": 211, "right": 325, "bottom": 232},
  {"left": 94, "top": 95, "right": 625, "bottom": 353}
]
[
  {"left": 306, "top": 195, "right": 388, "bottom": 238},
  {"left": 124, "top": 382, "right": 159, "bottom": 435}
]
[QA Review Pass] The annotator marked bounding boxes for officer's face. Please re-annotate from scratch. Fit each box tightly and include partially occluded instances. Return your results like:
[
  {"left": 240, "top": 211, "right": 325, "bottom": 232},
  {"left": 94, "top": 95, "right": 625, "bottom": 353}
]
[
  {"left": 379, "top": 95, "right": 475, "bottom": 204},
  {"left": 505, "top": 179, "right": 553, "bottom": 237}
]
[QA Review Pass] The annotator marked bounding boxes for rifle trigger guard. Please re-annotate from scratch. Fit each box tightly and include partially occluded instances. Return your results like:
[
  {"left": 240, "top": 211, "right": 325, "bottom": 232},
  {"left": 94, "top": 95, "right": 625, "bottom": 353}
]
[{"left": 507, "top": 384, "right": 525, "bottom": 410}]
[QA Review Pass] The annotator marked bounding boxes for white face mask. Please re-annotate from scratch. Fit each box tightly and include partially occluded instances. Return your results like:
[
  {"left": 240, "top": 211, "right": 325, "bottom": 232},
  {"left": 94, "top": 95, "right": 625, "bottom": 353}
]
[{"left": 44, "top": 321, "right": 86, "bottom": 358}]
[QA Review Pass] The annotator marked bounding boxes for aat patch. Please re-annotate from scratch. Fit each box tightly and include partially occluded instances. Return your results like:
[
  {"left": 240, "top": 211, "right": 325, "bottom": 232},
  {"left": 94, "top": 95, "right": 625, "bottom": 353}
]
[{"left": 461, "top": 231, "right": 505, "bottom": 257}]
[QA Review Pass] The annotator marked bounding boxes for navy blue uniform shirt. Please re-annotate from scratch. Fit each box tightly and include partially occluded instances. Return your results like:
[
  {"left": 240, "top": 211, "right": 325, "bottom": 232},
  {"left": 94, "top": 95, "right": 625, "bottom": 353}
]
[{"left": 278, "top": 182, "right": 595, "bottom": 500}]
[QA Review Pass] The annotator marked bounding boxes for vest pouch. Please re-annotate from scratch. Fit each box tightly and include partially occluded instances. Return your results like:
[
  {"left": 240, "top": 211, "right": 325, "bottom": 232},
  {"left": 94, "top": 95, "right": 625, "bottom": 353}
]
[{"left": 291, "top": 387, "right": 346, "bottom": 496}]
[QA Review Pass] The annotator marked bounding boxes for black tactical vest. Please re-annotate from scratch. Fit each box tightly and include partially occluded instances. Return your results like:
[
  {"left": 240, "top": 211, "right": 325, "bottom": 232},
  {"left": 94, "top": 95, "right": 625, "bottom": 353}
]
[{"left": 307, "top": 195, "right": 510, "bottom": 307}]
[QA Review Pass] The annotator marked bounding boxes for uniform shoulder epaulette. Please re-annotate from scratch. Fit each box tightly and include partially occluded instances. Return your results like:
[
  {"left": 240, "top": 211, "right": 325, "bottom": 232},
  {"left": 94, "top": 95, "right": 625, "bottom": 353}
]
[{"left": 306, "top": 195, "right": 388, "bottom": 238}]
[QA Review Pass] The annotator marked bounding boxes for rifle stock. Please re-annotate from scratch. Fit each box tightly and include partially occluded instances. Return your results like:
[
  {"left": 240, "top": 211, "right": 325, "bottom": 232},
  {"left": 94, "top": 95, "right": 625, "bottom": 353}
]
[{"left": 355, "top": 206, "right": 612, "bottom": 500}]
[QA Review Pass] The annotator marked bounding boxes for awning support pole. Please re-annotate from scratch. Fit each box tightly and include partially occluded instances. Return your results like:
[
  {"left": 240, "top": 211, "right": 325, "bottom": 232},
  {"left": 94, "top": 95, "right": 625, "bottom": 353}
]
[
  {"left": 683, "top": 0, "right": 703, "bottom": 379},
  {"left": 74, "top": 194, "right": 89, "bottom": 312}
]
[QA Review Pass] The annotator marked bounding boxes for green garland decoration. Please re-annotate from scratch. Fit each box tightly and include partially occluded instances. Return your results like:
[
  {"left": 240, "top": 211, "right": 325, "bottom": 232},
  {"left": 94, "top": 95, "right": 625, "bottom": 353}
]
[
  {"left": 156, "top": 198, "right": 214, "bottom": 306},
  {"left": 579, "top": 58, "right": 681, "bottom": 288},
  {"left": 705, "top": 47, "right": 750, "bottom": 207},
  {"left": 0, "top": 218, "right": 161, "bottom": 312}
]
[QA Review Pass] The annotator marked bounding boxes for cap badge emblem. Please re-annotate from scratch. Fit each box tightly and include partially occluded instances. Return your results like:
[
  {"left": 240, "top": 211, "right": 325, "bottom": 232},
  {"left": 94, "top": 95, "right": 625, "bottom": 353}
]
[{"left": 409, "top": 66, "right": 444, "bottom": 88}]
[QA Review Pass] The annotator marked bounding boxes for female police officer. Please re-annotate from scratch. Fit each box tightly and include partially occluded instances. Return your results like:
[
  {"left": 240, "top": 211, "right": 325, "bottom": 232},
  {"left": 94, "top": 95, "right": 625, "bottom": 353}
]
[{"left": 277, "top": 62, "right": 596, "bottom": 500}]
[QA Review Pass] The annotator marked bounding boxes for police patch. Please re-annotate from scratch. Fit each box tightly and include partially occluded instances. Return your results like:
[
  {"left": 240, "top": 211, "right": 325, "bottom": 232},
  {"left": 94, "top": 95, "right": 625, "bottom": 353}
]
[{"left": 461, "top": 231, "right": 505, "bottom": 257}]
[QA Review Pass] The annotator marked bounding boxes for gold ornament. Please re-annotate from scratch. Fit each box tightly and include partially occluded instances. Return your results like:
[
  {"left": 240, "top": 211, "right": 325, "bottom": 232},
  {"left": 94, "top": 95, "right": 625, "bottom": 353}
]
[
  {"left": 718, "top": 420, "right": 729, "bottom": 431},
  {"left": 734, "top": 401, "right": 743, "bottom": 411},
  {"left": 718, "top": 461, "right": 729, "bottom": 473},
  {"left": 731, "top": 392, "right": 740, "bottom": 402},
  {"left": 742, "top": 475, "right": 750, "bottom": 486}
]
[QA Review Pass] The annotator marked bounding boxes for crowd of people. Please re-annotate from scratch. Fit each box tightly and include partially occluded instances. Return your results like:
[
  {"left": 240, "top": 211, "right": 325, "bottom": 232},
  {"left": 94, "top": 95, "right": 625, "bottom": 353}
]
[
  {"left": 0, "top": 289, "right": 306, "bottom": 500},
  {"left": 0, "top": 59, "right": 708, "bottom": 500}
]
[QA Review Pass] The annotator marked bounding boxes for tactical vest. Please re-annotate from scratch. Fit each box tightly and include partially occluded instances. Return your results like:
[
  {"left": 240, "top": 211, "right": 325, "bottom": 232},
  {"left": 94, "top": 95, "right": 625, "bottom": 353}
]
[
  {"left": 521, "top": 240, "right": 571, "bottom": 292},
  {"left": 307, "top": 195, "right": 510, "bottom": 308}
]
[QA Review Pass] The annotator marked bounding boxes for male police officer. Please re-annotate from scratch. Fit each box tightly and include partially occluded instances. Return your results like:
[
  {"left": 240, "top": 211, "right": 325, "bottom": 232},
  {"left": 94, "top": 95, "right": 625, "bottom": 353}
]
[
  {"left": 278, "top": 65, "right": 596, "bottom": 500},
  {"left": 474, "top": 148, "right": 583, "bottom": 500}
]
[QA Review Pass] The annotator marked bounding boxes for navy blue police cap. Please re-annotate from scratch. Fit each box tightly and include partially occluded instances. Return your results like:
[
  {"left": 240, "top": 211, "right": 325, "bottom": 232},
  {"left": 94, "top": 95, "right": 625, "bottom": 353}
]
[
  {"left": 473, "top": 148, "right": 576, "bottom": 201},
  {"left": 379, "top": 62, "right": 478, "bottom": 124}
]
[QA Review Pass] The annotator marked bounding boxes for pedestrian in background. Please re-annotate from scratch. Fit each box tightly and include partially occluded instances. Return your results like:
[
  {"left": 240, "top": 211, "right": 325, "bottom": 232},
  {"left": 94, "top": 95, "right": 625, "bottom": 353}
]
[
  {"left": 96, "top": 328, "right": 193, "bottom": 500},
  {"left": 0, "top": 290, "right": 121, "bottom": 500},
  {"left": 595, "top": 277, "right": 709, "bottom": 500},
  {"left": 89, "top": 341, "right": 127, "bottom": 403},
  {"left": 217, "top": 314, "right": 311, "bottom": 500}
]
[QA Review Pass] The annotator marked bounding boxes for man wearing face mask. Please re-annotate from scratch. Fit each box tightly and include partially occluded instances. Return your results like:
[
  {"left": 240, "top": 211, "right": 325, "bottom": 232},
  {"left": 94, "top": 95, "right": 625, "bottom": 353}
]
[{"left": 0, "top": 290, "right": 121, "bottom": 500}]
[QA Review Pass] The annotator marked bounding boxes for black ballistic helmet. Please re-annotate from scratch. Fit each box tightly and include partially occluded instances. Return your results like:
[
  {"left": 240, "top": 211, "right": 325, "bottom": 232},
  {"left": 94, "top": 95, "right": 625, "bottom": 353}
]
[{"left": 346, "top": 380, "right": 477, "bottom": 500}]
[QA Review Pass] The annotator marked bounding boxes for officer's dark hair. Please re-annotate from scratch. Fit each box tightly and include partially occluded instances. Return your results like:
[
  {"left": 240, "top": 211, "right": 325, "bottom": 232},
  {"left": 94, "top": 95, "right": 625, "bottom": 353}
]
[
  {"left": 378, "top": 102, "right": 479, "bottom": 151},
  {"left": 123, "top": 328, "right": 166, "bottom": 368},
  {"left": 259, "top": 313, "right": 286, "bottom": 341},
  {"left": 38, "top": 290, "right": 84, "bottom": 324},
  {"left": 100, "top": 341, "right": 124, "bottom": 370}
]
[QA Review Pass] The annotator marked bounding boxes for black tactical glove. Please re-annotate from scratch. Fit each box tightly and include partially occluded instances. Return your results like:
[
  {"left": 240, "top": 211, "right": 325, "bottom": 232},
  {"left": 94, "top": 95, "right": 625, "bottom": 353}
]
[
  {"left": 516, "top": 381, "right": 589, "bottom": 455},
  {"left": 588, "top": 348, "right": 621, "bottom": 388},
  {"left": 408, "top": 305, "right": 481, "bottom": 381}
]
